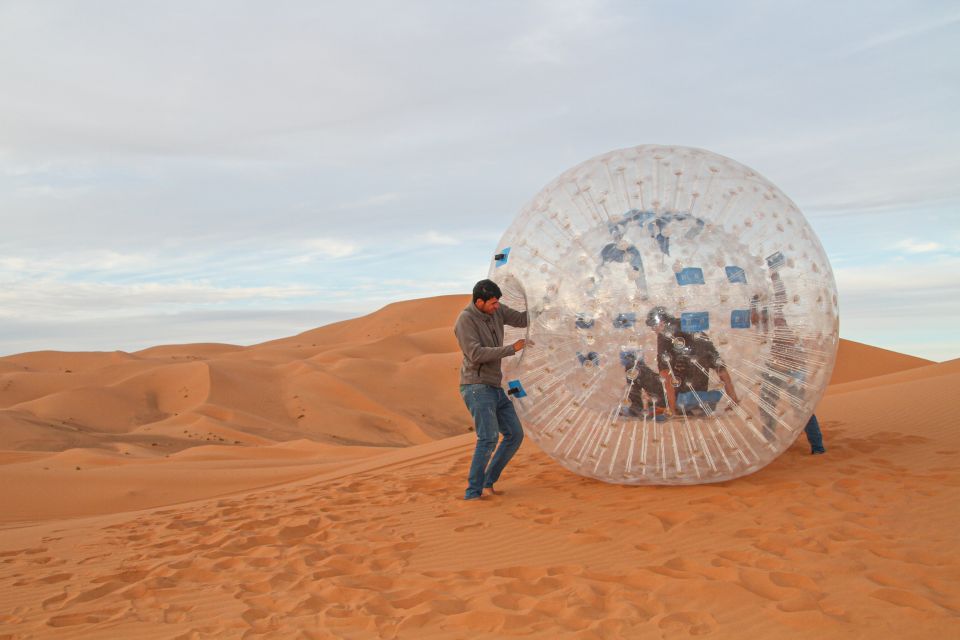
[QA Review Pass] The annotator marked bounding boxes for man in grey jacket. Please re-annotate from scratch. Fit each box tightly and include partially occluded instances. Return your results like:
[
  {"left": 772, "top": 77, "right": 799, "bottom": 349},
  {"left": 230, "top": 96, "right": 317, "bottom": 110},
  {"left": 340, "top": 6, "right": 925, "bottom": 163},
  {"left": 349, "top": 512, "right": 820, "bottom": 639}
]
[{"left": 454, "top": 279, "right": 528, "bottom": 500}]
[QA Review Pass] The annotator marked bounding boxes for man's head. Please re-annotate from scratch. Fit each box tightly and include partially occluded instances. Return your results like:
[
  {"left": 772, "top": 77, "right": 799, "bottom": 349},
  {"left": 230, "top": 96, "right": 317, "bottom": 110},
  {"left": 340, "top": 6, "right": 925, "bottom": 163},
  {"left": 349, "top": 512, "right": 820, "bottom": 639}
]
[
  {"left": 645, "top": 306, "right": 674, "bottom": 333},
  {"left": 472, "top": 279, "right": 503, "bottom": 315}
]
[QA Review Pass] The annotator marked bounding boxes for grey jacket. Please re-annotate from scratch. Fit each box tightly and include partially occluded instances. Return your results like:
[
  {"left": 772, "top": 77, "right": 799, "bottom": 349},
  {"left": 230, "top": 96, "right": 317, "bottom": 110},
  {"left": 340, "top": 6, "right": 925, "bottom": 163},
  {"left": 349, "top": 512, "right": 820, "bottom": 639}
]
[{"left": 454, "top": 302, "right": 528, "bottom": 386}]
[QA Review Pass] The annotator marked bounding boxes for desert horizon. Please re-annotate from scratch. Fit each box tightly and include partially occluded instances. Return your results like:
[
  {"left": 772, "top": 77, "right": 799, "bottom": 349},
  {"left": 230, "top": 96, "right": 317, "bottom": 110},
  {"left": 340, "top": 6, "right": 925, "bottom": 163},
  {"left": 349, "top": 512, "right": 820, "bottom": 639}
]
[{"left": 1, "top": 294, "right": 957, "bottom": 638}]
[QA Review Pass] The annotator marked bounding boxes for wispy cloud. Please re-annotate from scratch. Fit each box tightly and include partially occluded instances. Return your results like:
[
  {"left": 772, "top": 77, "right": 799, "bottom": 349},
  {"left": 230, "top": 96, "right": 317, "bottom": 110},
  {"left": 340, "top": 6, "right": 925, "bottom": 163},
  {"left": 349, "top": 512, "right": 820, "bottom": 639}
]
[
  {"left": 0, "top": 308, "right": 356, "bottom": 355},
  {"left": 834, "top": 256, "right": 960, "bottom": 294},
  {"left": 301, "top": 238, "right": 360, "bottom": 259},
  {"left": 0, "top": 250, "right": 153, "bottom": 275},
  {"left": 835, "top": 255, "right": 960, "bottom": 360},
  {"left": 0, "top": 280, "right": 319, "bottom": 321},
  {"left": 894, "top": 239, "right": 945, "bottom": 254},
  {"left": 842, "top": 11, "right": 960, "bottom": 56},
  {"left": 417, "top": 231, "right": 460, "bottom": 246}
]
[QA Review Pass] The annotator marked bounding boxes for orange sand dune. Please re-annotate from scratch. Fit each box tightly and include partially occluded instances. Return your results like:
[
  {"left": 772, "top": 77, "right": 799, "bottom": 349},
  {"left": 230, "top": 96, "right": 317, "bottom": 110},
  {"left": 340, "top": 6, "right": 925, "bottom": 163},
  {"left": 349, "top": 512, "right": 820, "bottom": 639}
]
[
  {"left": 0, "top": 358, "right": 957, "bottom": 638},
  {"left": 0, "top": 296, "right": 472, "bottom": 455},
  {"left": 0, "top": 349, "right": 137, "bottom": 374},
  {"left": 827, "top": 357, "right": 960, "bottom": 396},
  {"left": 0, "top": 441, "right": 386, "bottom": 523},
  {"left": 828, "top": 339, "right": 933, "bottom": 385},
  {"left": 0, "top": 295, "right": 940, "bottom": 516},
  {"left": 0, "top": 296, "right": 474, "bottom": 524},
  {"left": 0, "top": 295, "right": 957, "bottom": 638},
  {"left": 258, "top": 294, "right": 469, "bottom": 348},
  {"left": 134, "top": 343, "right": 244, "bottom": 359}
]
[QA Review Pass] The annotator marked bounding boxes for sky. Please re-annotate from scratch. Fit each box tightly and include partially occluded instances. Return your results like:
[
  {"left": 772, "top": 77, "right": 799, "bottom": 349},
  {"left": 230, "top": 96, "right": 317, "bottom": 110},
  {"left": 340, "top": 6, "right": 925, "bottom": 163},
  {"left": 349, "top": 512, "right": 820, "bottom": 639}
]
[{"left": 1, "top": 1, "right": 958, "bottom": 361}]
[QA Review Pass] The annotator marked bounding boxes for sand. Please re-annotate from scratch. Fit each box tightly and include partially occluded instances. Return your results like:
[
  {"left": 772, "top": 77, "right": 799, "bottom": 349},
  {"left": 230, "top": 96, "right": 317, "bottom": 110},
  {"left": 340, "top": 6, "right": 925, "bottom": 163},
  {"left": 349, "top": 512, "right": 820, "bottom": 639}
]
[{"left": 1, "top": 295, "right": 957, "bottom": 638}]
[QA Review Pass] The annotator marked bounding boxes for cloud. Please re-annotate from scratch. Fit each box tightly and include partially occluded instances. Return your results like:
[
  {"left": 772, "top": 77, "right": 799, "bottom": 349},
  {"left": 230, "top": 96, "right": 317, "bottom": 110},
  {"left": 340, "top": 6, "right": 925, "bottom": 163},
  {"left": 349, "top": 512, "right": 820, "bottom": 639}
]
[
  {"left": 0, "top": 250, "right": 153, "bottom": 276},
  {"left": 834, "top": 256, "right": 960, "bottom": 294},
  {"left": 834, "top": 255, "right": 960, "bottom": 360},
  {"left": 302, "top": 238, "right": 360, "bottom": 259},
  {"left": 417, "top": 231, "right": 460, "bottom": 246},
  {"left": 0, "top": 308, "right": 357, "bottom": 356},
  {"left": 0, "top": 279, "right": 319, "bottom": 321},
  {"left": 841, "top": 11, "right": 960, "bottom": 56},
  {"left": 894, "top": 239, "right": 945, "bottom": 254}
]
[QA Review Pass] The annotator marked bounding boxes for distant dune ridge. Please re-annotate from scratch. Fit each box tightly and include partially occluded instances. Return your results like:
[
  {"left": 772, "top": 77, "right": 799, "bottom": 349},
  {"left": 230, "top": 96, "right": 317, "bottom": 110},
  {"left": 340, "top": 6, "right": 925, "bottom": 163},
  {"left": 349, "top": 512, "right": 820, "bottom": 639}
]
[
  {"left": 827, "top": 339, "right": 933, "bottom": 385},
  {"left": 0, "top": 294, "right": 931, "bottom": 455},
  {"left": 1, "top": 295, "right": 957, "bottom": 638},
  {"left": 0, "top": 294, "right": 473, "bottom": 453}
]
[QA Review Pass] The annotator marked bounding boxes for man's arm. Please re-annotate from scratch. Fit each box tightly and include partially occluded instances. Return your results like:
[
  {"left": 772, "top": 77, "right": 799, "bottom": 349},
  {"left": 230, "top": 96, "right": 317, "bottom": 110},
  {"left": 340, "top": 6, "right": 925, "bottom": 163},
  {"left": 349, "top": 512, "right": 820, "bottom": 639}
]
[
  {"left": 500, "top": 304, "right": 529, "bottom": 328},
  {"left": 702, "top": 338, "right": 740, "bottom": 404},
  {"left": 455, "top": 318, "right": 516, "bottom": 364},
  {"left": 717, "top": 367, "right": 740, "bottom": 404},
  {"left": 659, "top": 370, "right": 677, "bottom": 414}
]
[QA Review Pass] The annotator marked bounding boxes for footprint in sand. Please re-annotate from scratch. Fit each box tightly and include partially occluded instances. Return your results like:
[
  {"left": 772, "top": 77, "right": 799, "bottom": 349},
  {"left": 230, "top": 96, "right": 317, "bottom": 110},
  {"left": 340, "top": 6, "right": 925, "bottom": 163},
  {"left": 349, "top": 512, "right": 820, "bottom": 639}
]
[
  {"left": 46, "top": 607, "right": 124, "bottom": 628},
  {"left": 658, "top": 611, "right": 717, "bottom": 635},
  {"left": 567, "top": 528, "right": 611, "bottom": 544},
  {"left": 870, "top": 588, "right": 945, "bottom": 613},
  {"left": 650, "top": 510, "right": 694, "bottom": 532}
]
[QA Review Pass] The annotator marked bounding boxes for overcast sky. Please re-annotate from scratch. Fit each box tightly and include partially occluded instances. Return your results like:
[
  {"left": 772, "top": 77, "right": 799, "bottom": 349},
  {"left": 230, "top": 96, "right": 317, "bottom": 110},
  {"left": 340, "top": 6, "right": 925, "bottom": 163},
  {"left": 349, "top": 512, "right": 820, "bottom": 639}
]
[{"left": 1, "top": 1, "right": 958, "bottom": 360}]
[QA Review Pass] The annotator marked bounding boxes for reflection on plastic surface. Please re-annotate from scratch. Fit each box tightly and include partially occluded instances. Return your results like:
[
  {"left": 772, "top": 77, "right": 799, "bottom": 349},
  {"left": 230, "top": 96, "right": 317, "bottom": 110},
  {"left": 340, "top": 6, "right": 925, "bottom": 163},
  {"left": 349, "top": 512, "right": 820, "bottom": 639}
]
[{"left": 493, "top": 145, "right": 839, "bottom": 485}]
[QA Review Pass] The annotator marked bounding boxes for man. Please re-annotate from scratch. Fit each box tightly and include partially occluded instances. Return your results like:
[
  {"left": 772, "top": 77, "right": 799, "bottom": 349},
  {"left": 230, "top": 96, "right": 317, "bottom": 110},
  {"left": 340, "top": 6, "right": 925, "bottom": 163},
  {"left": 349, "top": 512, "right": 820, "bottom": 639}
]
[
  {"left": 621, "top": 351, "right": 667, "bottom": 417},
  {"left": 761, "top": 314, "right": 827, "bottom": 454},
  {"left": 645, "top": 306, "right": 740, "bottom": 414},
  {"left": 751, "top": 280, "right": 827, "bottom": 454},
  {"left": 454, "top": 279, "right": 528, "bottom": 500}
]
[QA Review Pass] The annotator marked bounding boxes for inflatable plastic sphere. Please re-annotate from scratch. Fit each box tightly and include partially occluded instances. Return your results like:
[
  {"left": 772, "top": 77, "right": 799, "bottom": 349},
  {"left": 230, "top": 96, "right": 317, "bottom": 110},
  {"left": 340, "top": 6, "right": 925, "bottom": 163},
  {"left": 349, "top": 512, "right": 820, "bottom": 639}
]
[{"left": 492, "top": 145, "right": 838, "bottom": 485}]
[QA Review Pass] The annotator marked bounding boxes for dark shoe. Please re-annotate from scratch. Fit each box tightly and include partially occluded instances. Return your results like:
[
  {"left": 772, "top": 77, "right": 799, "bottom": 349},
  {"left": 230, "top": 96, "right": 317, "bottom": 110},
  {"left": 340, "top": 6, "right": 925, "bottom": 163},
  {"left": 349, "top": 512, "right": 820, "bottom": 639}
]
[
  {"left": 464, "top": 493, "right": 483, "bottom": 501},
  {"left": 811, "top": 448, "right": 826, "bottom": 455}
]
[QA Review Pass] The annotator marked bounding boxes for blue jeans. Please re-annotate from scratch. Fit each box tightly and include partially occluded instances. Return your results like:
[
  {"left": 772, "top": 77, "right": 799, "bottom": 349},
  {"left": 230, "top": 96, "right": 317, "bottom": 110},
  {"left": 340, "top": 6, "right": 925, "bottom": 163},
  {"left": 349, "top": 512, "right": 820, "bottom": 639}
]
[
  {"left": 805, "top": 414, "right": 826, "bottom": 453},
  {"left": 460, "top": 384, "right": 524, "bottom": 499}
]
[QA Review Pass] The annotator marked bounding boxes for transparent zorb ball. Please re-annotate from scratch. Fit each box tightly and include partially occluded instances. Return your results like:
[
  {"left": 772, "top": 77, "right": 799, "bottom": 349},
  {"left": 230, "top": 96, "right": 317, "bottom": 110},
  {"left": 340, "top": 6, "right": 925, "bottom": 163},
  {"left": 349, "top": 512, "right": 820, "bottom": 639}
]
[{"left": 492, "top": 145, "right": 838, "bottom": 485}]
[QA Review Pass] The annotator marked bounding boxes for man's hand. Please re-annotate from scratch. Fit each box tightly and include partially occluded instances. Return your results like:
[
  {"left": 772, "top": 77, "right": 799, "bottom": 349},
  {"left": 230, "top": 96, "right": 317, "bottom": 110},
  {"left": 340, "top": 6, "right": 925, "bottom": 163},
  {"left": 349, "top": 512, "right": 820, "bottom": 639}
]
[{"left": 512, "top": 339, "right": 526, "bottom": 352}]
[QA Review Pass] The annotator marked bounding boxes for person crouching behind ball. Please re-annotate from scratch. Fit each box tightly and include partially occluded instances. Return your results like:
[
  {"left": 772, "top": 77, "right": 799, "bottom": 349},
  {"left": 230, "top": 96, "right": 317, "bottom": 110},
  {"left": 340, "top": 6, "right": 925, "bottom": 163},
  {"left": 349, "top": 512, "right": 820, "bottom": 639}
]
[{"left": 454, "top": 279, "right": 528, "bottom": 500}]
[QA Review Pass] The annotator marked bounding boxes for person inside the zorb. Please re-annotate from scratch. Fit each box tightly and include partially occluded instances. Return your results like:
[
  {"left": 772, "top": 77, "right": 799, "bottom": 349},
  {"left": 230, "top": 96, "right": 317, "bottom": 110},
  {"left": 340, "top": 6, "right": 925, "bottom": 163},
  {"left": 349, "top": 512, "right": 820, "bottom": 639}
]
[
  {"left": 621, "top": 351, "right": 667, "bottom": 418},
  {"left": 645, "top": 306, "right": 741, "bottom": 416}
]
